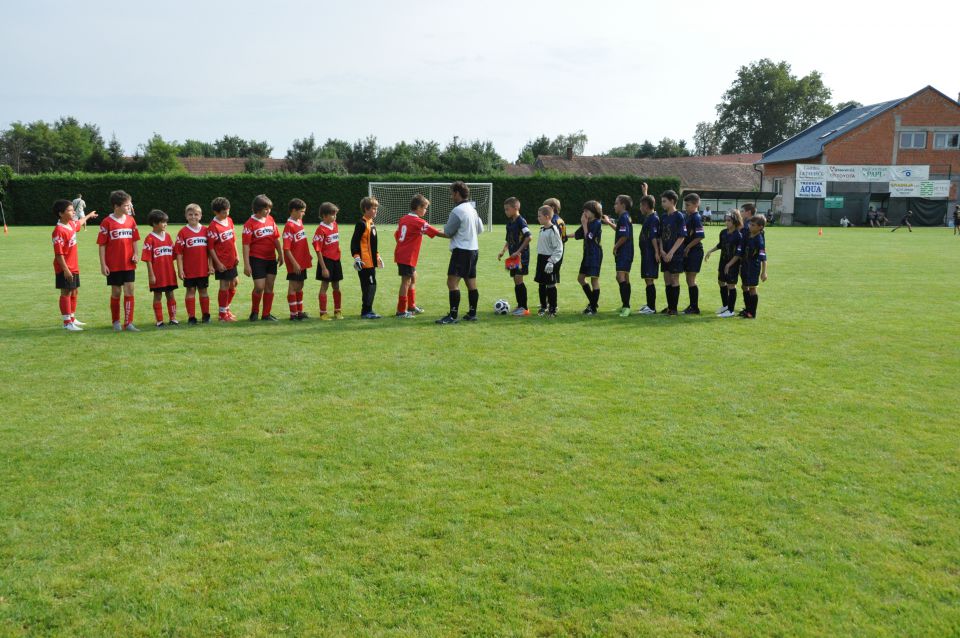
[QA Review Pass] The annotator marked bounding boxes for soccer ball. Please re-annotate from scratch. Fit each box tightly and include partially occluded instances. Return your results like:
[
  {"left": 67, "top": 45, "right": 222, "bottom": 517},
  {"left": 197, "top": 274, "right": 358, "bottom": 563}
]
[{"left": 493, "top": 299, "right": 511, "bottom": 315}]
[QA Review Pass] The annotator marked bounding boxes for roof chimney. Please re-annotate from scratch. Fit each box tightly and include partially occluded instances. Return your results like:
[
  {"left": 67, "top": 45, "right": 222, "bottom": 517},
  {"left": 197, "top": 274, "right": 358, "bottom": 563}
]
[{"left": 565, "top": 146, "right": 574, "bottom": 160}]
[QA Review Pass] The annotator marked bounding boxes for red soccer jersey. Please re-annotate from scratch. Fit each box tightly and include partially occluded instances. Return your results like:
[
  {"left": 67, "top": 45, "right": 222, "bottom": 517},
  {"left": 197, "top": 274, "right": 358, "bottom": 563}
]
[
  {"left": 207, "top": 216, "right": 239, "bottom": 269},
  {"left": 141, "top": 232, "right": 177, "bottom": 288},
  {"left": 283, "top": 219, "right": 313, "bottom": 270},
  {"left": 312, "top": 222, "right": 341, "bottom": 260},
  {"left": 97, "top": 214, "right": 140, "bottom": 272},
  {"left": 242, "top": 215, "right": 280, "bottom": 260},
  {"left": 394, "top": 213, "right": 440, "bottom": 267},
  {"left": 175, "top": 224, "right": 210, "bottom": 279},
  {"left": 52, "top": 220, "right": 82, "bottom": 274}
]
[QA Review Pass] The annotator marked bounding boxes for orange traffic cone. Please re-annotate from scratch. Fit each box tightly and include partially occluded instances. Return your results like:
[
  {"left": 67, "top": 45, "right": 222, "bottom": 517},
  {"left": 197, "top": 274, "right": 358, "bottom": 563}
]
[{"left": 818, "top": 227, "right": 823, "bottom": 236}]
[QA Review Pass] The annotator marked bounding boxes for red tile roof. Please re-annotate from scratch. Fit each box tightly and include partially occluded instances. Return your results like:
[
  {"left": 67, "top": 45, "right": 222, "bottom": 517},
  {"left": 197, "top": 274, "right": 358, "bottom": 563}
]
[
  {"left": 177, "top": 157, "right": 287, "bottom": 175},
  {"left": 533, "top": 156, "right": 761, "bottom": 191}
]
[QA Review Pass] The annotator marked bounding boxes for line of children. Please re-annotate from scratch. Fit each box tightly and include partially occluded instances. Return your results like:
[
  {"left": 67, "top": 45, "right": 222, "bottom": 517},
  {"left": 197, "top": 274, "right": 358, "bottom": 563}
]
[{"left": 499, "top": 197, "right": 532, "bottom": 316}]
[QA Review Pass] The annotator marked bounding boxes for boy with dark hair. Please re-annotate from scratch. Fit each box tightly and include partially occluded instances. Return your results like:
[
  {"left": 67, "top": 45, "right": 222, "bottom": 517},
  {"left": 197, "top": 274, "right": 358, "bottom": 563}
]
[
  {"left": 498, "top": 197, "right": 532, "bottom": 316},
  {"left": 175, "top": 203, "right": 211, "bottom": 325},
  {"left": 98, "top": 189, "right": 140, "bottom": 331},
  {"left": 437, "top": 181, "right": 484, "bottom": 324},
  {"left": 313, "top": 202, "right": 344, "bottom": 320},
  {"left": 394, "top": 194, "right": 444, "bottom": 318},
  {"left": 602, "top": 194, "right": 634, "bottom": 317},
  {"left": 574, "top": 200, "right": 604, "bottom": 315},
  {"left": 657, "top": 190, "right": 686, "bottom": 316},
  {"left": 738, "top": 214, "right": 768, "bottom": 318},
  {"left": 283, "top": 198, "right": 312, "bottom": 320},
  {"left": 534, "top": 205, "right": 563, "bottom": 317},
  {"left": 737, "top": 203, "right": 756, "bottom": 316},
  {"left": 242, "top": 194, "right": 284, "bottom": 321},
  {"left": 681, "top": 192, "right": 705, "bottom": 314},
  {"left": 142, "top": 209, "right": 178, "bottom": 328},
  {"left": 705, "top": 210, "right": 743, "bottom": 317},
  {"left": 52, "top": 199, "right": 98, "bottom": 330},
  {"left": 352, "top": 196, "right": 384, "bottom": 319},
  {"left": 207, "top": 196, "right": 239, "bottom": 321},
  {"left": 637, "top": 184, "right": 660, "bottom": 314},
  {"left": 891, "top": 209, "right": 913, "bottom": 233}
]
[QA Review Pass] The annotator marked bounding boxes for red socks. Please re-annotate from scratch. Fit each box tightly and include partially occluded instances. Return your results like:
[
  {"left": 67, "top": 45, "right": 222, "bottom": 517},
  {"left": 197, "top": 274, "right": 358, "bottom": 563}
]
[
  {"left": 218, "top": 290, "right": 229, "bottom": 317},
  {"left": 153, "top": 302, "right": 164, "bottom": 323},
  {"left": 110, "top": 297, "right": 121, "bottom": 323},
  {"left": 407, "top": 287, "right": 416, "bottom": 308},
  {"left": 251, "top": 291, "right": 262, "bottom": 315},
  {"left": 167, "top": 299, "right": 177, "bottom": 321},
  {"left": 262, "top": 293, "right": 274, "bottom": 317},
  {"left": 59, "top": 296, "right": 71, "bottom": 325},
  {"left": 333, "top": 290, "right": 342, "bottom": 312},
  {"left": 123, "top": 296, "right": 135, "bottom": 327},
  {"left": 186, "top": 296, "right": 196, "bottom": 318},
  {"left": 397, "top": 295, "right": 407, "bottom": 314},
  {"left": 199, "top": 295, "right": 210, "bottom": 317},
  {"left": 296, "top": 291, "right": 303, "bottom": 314},
  {"left": 319, "top": 292, "right": 327, "bottom": 314},
  {"left": 70, "top": 294, "right": 77, "bottom": 318},
  {"left": 288, "top": 293, "right": 297, "bottom": 318}
]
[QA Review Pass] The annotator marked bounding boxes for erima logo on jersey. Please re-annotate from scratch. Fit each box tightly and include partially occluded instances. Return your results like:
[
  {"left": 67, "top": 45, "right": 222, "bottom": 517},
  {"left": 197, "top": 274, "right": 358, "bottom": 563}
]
[
  {"left": 253, "top": 227, "right": 274, "bottom": 239},
  {"left": 110, "top": 229, "right": 134, "bottom": 239},
  {"left": 316, "top": 233, "right": 339, "bottom": 244},
  {"left": 185, "top": 237, "right": 207, "bottom": 248},
  {"left": 212, "top": 230, "right": 235, "bottom": 241},
  {"left": 294, "top": 230, "right": 306, "bottom": 241},
  {"left": 154, "top": 246, "right": 174, "bottom": 257}
]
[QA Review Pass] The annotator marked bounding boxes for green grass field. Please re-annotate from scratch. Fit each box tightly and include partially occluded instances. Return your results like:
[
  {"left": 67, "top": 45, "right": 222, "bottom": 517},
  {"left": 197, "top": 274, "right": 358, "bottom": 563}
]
[{"left": 1, "top": 222, "right": 958, "bottom": 637}]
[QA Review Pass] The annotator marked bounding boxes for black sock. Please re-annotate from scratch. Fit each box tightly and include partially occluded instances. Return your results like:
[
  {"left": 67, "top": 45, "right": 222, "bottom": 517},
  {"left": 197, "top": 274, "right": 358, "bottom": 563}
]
[
  {"left": 538, "top": 284, "right": 547, "bottom": 309},
  {"left": 515, "top": 283, "right": 527, "bottom": 309},
  {"left": 646, "top": 284, "right": 656, "bottom": 310},
  {"left": 751, "top": 292, "right": 759, "bottom": 317},
  {"left": 591, "top": 287, "right": 600, "bottom": 310},
  {"left": 689, "top": 285, "right": 699, "bottom": 310},
  {"left": 467, "top": 288, "right": 479, "bottom": 316},
  {"left": 619, "top": 281, "right": 631, "bottom": 308},
  {"left": 581, "top": 283, "right": 592, "bottom": 304},
  {"left": 449, "top": 290, "right": 460, "bottom": 318},
  {"left": 720, "top": 286, "right": 729, "bottom": 308},
  {"left": 727, "top": 288, "right": 737, "bottom": 312},
  {"left": 671, "top": 285, "right": 680, "bottom": 311},
  {"left": 547, "top": 286, "right": 558, "bottom": 312}
]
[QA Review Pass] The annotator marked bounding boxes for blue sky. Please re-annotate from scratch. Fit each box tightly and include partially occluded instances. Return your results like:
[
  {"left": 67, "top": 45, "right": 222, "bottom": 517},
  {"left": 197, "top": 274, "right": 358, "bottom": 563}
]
[{"left": 3, "top": 0, "right": 956, "bottom": 159}]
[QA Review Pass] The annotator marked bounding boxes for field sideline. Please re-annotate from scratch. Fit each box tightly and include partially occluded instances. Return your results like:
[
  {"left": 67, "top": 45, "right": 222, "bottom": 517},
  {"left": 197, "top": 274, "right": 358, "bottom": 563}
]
[{"left": 0, "top": 224, "right": 958, "bottom": 636}]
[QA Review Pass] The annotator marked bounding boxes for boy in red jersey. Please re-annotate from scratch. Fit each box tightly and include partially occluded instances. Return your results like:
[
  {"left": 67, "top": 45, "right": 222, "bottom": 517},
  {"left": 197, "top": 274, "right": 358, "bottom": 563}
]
[
  {"left": 175, "top": 203, "right": 212, "bottom": 325},
  {"left": 242, "top": 194, "right": 284, "bottom": 321},
  {"left": 312, "top": 202, "right": 343, "bottom": 320},
  {"left": 394, "top": 194, "right": 445, "bottom": 318},
  {"left": 98, "top": 190, "right": 141, "bottom": 331},
  {"left": 52, "top": 199, "right": 98, "bottom": 330},
  {"left": 207, "top": 197, "right": 239, "bottom": 321},
  {"left": 283, "top": 198, "right": 313, "bottom": 321},
  {"left": 142, "top": 209, "right": 179, "bottom": 328}
]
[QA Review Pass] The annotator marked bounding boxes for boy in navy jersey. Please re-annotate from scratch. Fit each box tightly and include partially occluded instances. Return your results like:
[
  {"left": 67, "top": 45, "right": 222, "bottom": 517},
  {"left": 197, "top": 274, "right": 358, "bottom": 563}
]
[
  {"left": 738, "top": 214, "right": 768, "bottom": 319},
  {"left": 498, "top": 197, "right": 532, "bottom": 316},
  {"left": 574, "top": 200, "right": 604, "bottom": 314},
  {"left": 636, "top": 184, "right": 660, "bottom": 314},
  {"left": 681, "top": 193, "right": 705, "bottom": 314},
  {"left": 658, "top": 190, "right": 686, "bottom": 316},
  {"left": 602, "top": 194, "right": 634, "bottom": 317}
]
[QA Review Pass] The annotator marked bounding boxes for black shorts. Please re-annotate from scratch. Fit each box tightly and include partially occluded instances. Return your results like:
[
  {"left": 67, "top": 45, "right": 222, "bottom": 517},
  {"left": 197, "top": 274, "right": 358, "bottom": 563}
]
[
  {"left": 106, "top": 270, "right": 136, "bottom": 286},
  {"left": 183, "top": 276, "right": 209, "bottom": 289},
  {"left": 640, "top": 251, "right": 659, "bottom": 280},
  {"left": 507, "top": 262, "right": 529, "bottom": 277},
  {"left": 398, "top": 263, "right": 416, "bottom": 277},
  {"left": 614, "top": 251, "right": 634, "bottom": 273},
  {"left": 150, "top": 284, "right": 178, "bottom": 293},
  {"left": 719, "top": 263, "right": 739, "bottom": 285},
  {"left": 448, "top": 248, "right": 479, "bottom": 279},
  {"left": 684, "top": 248, "right": 704, "bottom": 273},
  {"left": 741, "top": 266, "right": 760, "bottom": 287},
  {"left": 553, "top": 258, "right": 562, "bottom": 283},
  {"left": 534, "top": 254, "right": 557, "bottom": 285},
  {"left": 579, "top": 254, "right": 602, "bottom": 278},
  {"left": 662, "top": 253, "right": 684, "bottom": 274},
  {"left": 215, "top": 267, "right": 238, "bottom": 281},
  {"left": 55, "top": 272, "right": 80, "bottom": 290},
  {"left": 286, "top": 270, "right": 308, "bottom": 282},
  {"left": 249, "top": 257, "right": 277, "bottom": 280},
  {"left": 316, "top": 259, "right": 344, "bottom": 282}
]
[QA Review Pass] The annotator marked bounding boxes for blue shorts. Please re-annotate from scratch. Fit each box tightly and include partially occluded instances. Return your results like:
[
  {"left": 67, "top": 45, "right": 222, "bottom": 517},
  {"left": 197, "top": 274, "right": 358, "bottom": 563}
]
[
  {"left": 579, "top": 254, "right": 602, "bottom": 278},
  {"left": 741, "top": 264, "right": 760, "bottom": 287},
  {"left": 614, "top": 250, "right": 634, "bottom": 273},
  {"left": 683, "top": 248, "right": 704, "bottom": 273},
  {"left": 719, "top": 262, "right": 739, "bottom": 285},
  {"left": 662, "top": 252, "right": 684, "bottom": 274},
  {"left": 639, "top": 250, "right": 659, "bottom": 279}
]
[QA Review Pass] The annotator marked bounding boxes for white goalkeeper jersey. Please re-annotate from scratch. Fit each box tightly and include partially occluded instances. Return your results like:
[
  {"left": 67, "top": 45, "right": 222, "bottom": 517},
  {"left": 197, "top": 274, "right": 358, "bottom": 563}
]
[{"left": 444, "top": 201, "right": 484, "bottom": 251}]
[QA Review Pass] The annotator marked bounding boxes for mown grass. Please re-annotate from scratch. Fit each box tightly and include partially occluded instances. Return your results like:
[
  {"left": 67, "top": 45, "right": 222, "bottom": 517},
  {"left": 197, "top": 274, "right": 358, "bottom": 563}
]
[{"left": 0, "top": 222, "right": 958, "bottom": 637}]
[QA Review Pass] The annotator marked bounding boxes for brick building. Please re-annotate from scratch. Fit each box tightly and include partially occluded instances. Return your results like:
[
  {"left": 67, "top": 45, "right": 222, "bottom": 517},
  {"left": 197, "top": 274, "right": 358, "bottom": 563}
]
[{"left": 757, "top": 86, "right": 960, "bottom": 225}]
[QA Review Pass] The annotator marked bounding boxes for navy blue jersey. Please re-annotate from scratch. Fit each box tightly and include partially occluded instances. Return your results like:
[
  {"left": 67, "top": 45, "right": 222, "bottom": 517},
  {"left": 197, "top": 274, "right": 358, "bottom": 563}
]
[
  {"left": 719, "top": 228, "right": 742, "bottom": 264},
  {"left": 738, "top": 232, "right": 766, "bottom": 269},
  {"left": 615, "top": 211, "right": 634, "bottom": 258},
  {"left": 684, "top": 212, "right": 705, "bottom": 248},
  {"left": 505, "top": 216, "right": 532, "bottom": 259},
  {"left": 639, "top": 212, "right": 660, "bottom": 252},
  {"left": 574, "top": 218, "right": 603, "bottom": 260},
  {"left": 659, "top": 211, "right": 687, "bottom": 252}
]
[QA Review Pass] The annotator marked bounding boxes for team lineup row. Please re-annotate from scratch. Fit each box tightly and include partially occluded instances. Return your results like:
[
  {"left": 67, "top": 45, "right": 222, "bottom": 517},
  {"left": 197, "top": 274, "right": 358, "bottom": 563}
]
[{"left": 49, "top": 181, "right": 768, "bottom": 331}]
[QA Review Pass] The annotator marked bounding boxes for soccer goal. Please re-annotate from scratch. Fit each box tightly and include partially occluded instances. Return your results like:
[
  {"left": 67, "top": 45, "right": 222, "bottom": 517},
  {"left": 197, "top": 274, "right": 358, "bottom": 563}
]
[{"left": 368, "top": 182, "right": 493, "bottom": 231}]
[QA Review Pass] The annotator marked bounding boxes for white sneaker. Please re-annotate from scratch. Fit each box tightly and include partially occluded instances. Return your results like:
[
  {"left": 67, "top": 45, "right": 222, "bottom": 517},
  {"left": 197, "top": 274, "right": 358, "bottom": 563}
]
[
  {"left": 124, "top": 323, "right": 141, "bottom": 332},
  {"left": 718, "top": 310, "right": 736, "bottom": 318},
  {"left": 64, "top": 322, "right": 83, "bottom": 331},
  {"left": 716, "top": 307, "right": 728, "bottom": 315},
  {"left": 112, "top": 321, "right": 122, "bottom": 332},
  {"left": 638, "top": 306, "right": 656, "bottom": 315},
  {"left": 71, "top": 318, "right": 86, "bottom": 327}
]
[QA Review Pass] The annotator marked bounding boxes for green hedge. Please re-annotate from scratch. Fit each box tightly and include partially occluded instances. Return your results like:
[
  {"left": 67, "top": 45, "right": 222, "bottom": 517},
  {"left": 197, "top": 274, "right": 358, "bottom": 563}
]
[{"left": 4, "top": 173, "right": 680, "bottom": 226}]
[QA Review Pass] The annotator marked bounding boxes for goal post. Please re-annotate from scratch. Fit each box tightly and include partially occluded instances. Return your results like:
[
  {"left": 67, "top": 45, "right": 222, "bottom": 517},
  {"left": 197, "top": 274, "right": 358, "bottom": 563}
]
[{"left": 368, "top": 182, "right": 494, "bottom": 231}]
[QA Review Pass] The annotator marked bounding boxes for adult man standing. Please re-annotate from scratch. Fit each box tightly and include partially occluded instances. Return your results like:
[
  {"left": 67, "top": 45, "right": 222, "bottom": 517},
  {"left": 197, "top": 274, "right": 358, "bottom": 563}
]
[
  {"left": 437, "top": 181, "right": 484, "bottom": 324},
  {"left": 72, "top": 193, "right": 87, "bottom": 229}
]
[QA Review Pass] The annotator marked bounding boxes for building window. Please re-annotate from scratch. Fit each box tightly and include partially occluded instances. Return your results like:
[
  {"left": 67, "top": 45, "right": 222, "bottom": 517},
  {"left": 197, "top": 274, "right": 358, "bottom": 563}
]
[
  {"left": 900, "top": 132, "right": 927, "bottom": 149},
  {"left": 772, "top": 178, "right": 783, "bottom": 195},
  {"left": 934, "top": 132, "right": 960, "bottom": 149}
]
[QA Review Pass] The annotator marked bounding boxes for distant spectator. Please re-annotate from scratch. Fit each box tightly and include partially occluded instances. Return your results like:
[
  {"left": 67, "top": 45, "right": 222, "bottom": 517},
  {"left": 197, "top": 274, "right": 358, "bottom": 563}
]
[
  {"left": 703, "top": 206, "right": 712, "bottom": 225},
  {"left": 72, "top": 194, "right": 87, "bottom": 228},
  {"left": 867, "top": 206, "right": 878, "bottom": 228},
  {"left": 953, "top": 204, "right": 959, "bottom": 235},
  {"left": 840, "top": 216, "right": 853, "bottom": 228}
]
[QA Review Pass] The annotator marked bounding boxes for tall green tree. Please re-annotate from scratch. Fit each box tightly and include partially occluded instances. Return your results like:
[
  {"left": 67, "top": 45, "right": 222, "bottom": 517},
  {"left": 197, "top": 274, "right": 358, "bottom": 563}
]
[
  {"left": 714, "top": 59, "right": 833, "bottom": 154},
  {"left": 285, "top": 134, "right": 321, "bottom": 174},
  {"left": 693, "top": 122, "right": 721, "bottom": 156},
  {"left": 517, "top": 131, "right": 589, "bottom": 163},
  {"left": 140, "top": 134, "right": 184, "bottom": 174}
]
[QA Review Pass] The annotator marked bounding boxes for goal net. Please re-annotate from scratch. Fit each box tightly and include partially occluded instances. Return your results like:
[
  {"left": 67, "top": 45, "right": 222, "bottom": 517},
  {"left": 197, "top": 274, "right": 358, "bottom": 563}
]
[{"left": 368, "top": 182, "right": 493, "bottom": 231}]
